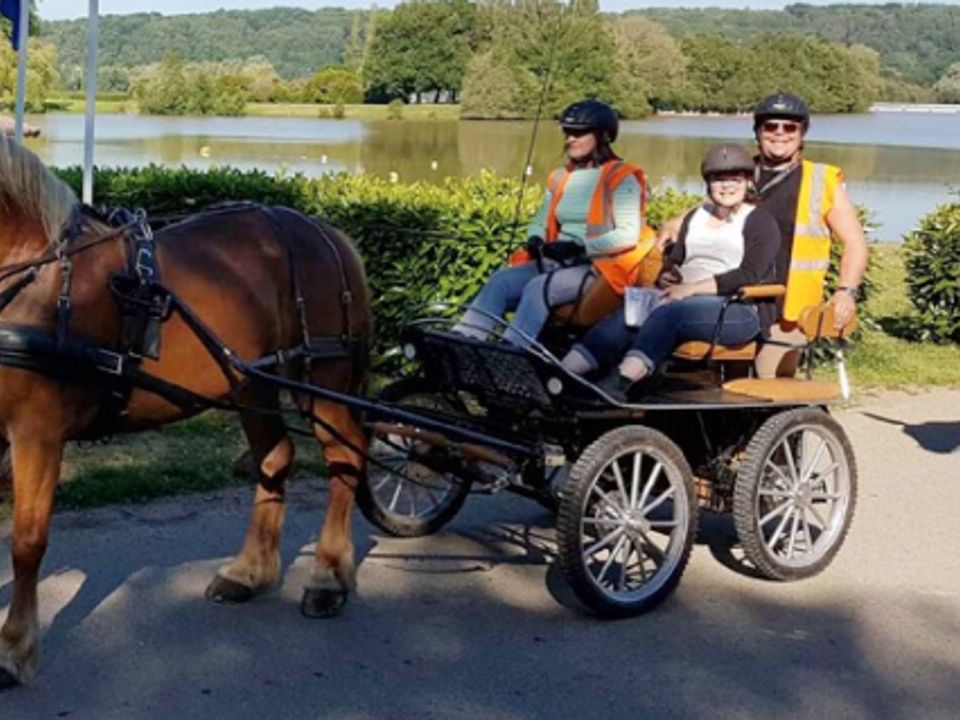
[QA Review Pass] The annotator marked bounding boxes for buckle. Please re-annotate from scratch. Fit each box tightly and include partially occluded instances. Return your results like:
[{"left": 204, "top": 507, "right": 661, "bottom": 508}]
[
  {"left": 98, "top": 351, "right": 124, "bottom": 376},
  {"left": 135, "top": 247, "right": 155, "bottom": 279}
]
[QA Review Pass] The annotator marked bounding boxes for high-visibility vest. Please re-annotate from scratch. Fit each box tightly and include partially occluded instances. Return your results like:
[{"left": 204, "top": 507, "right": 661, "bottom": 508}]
[
  {"left": 782, "top": 160, "right": 843, "bottom": 321},
  {"left": 511, "top": 159, "right": 656, "bottom": 295}
]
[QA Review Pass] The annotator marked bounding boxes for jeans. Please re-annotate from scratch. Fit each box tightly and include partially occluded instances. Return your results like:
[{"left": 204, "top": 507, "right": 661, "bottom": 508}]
[
  {"left": 454, "top": 261, "right": 596, "bottom": 347},
  {"left": 573, "top": 295, "right": 760, "bottom": 372}
]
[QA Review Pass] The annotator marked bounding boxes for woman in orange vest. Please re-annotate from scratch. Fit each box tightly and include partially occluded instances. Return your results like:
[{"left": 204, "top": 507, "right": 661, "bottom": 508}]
[{"left": 453, "top": 99, "right": 652, "bottom": 347}]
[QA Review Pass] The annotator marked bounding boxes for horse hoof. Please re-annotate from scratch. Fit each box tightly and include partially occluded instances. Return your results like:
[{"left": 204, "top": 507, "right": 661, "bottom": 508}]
[
  {"left": 0, "top": 667, "right": 20, "bottom": 691},
  {"left": 205, "top": 575, "right": 255, "bottom": 605},
  {"left": 300, "top": 587, "right": 348, "bottom": 618}
]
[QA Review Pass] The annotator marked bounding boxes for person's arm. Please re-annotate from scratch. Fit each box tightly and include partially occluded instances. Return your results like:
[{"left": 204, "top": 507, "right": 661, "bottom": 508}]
[
  {"left": 662, "top": 208, "right": 779, "bottom": 301},
  {"left": 583, "top": 176, "right": 641, "bottom": 257},
  {"left": 825, "top": 183, "right": 869, "bottom": 328},
  {"left": 526, "top": 185, "right": 553, "bottom": 241}
]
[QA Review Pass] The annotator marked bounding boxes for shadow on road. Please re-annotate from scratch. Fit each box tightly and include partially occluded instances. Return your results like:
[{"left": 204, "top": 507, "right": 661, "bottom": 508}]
[
  {"left": 2, "top": 491, "right": 959, "bottom": 719},
  {"left": 861, "top": 412, "right": 960, "bottom": 454}
]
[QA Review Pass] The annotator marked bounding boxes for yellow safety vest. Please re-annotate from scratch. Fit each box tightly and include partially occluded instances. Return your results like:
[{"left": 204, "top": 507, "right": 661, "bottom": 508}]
[{"left": 782, "top": 160, "right": 843, "bottom": 321}]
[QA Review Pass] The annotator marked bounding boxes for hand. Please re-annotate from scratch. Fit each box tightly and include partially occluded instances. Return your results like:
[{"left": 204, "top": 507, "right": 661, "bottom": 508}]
[
  {"left": 829, "top": 289, "right": 857, "bottom": 330},
  {"left": 525, "top": 235, "right": 544, "bottom": 257},
  {"left": 542, "top": 240, "right": 584, "bottom": 263},
  {"left": 661, "top": 283, "right": 698, "bottom": 302},
  {"left": 656, "top": 266, "right": 682, "bottom": 289}
]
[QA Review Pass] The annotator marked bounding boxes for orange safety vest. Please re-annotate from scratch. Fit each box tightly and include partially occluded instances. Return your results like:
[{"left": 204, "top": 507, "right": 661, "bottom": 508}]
[
  {"left": 511, "top": 159, "right": 656, "bottom": 295},
  {"left": 782, "top": 160, "right": 844, "bottom": 321}
]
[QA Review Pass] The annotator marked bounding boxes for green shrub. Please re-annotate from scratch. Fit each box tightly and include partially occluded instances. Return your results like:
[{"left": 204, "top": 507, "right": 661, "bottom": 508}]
[
  {"left": 903, "top": 201, "right": 960, "bottom": 343},
  {"left": 332, "top": 102, "right": 345, "bottom": 119},
  {"left": 387, "top": 99, "right": 404, "bottom": 120}
]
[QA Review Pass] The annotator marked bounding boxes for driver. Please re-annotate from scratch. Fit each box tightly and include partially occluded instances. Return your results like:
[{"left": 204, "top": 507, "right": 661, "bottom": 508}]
[{"left": 453, "top": 99, "right": 654, "bottom": 347}]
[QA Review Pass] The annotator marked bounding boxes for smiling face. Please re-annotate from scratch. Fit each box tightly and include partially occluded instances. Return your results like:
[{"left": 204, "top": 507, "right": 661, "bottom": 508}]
[
  {"left": 563, "top": 127, "right": 599, "bottom": 163},
  {"left": 706, "top": 172, "right": 750, "bottom": 208},
  {"left": 757, "top": 118, "right": 804, "bottom": 165}
]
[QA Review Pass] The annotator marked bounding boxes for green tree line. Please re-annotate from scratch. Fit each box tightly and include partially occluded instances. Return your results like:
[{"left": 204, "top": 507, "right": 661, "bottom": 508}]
[{"left": 2, "top": 2, "right": 957, "bottom": 116}]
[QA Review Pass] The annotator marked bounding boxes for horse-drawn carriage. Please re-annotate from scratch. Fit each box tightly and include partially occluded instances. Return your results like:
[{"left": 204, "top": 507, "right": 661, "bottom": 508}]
[
  {"left": 0, "top": 135, "right": 857, "bottom": 686},
  {"left": 358, "top": 285, "right": 858, "bottom": 617}
]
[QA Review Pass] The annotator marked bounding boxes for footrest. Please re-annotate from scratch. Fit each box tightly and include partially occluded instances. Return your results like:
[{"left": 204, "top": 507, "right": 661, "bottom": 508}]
[{"left": 723, "top": 378, "right": 841, "bottom": 402}]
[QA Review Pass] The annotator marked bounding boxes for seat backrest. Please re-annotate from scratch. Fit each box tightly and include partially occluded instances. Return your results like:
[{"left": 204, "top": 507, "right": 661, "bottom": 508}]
[{"left": 798, "top": 302, "right": 858, "bottom": 340}]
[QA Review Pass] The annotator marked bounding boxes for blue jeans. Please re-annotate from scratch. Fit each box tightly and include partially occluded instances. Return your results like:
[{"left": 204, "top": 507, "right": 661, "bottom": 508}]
[
  {"left": 454, "top": 261, "right": 596, "bottom": 347},
  {"left": 573, "top": 296, "right": 760, "bottom": 372}
]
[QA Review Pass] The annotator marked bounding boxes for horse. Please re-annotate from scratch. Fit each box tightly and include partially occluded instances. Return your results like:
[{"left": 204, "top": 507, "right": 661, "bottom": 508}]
[{"left": 0, "top": 137, "right": 373, "bottom": 687}]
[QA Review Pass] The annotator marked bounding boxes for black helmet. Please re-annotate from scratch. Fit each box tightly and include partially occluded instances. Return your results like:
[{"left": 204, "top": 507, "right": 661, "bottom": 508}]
[
  {"left": 701, "top": 143, "right": 754, "bottom": 179},
  {"left": 753, "top": 92, "right": 810, "bottom": 131},
  {"left": 558, "top": 100, "right": 619, "bottom": 143}
]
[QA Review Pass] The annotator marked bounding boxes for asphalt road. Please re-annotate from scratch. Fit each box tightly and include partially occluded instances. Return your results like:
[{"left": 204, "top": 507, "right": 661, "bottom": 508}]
[{"left": 1, "top": 390, "right": 958, "bottom": 720}]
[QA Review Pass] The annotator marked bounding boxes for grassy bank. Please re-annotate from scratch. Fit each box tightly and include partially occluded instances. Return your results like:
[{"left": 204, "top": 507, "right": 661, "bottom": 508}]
[
  {"left": 842, "top": 244, "right": 960, "bottom": 388},
  {"left": 45, "top": 98, "right": 461, "bottom": 120}
]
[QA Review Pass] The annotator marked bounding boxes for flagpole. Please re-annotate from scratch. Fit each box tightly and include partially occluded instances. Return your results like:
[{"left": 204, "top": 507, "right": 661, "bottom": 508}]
[
  {"left": 82, "top": 0, "right": 99, "bottom": 204},
  {"left": 13, "top": 0, "right": 28, "bottom": 142}
]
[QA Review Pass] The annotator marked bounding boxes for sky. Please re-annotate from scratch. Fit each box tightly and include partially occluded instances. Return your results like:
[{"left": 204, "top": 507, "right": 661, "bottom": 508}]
[{"left": 36, "top": 0, "right": 960, "bottom": 22}]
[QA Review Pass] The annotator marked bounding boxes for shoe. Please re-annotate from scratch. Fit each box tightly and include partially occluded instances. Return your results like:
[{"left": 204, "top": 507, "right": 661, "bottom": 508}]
[{"left": 593, "top": 371, "right": 632, "bottom": 403}]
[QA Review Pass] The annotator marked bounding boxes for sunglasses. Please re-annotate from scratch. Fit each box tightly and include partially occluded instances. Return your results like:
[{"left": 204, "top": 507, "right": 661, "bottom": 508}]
[
  {"left": 562, "top": 127, "right": 592, "bottom": 138},
  {"left": 761, "top": 120, "right": 802, "bottom": 135}
]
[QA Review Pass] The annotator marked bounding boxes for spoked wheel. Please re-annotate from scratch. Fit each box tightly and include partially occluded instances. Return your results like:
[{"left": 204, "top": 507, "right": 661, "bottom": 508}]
[
  {"left": 733, "top": 407, "right": 857, "bottom": 581},
  {"left": 357, "top": 378, "right": 472, "bottom": 537},
  {"left": 557, "top": 426, "right": 697, "bottom": 618}
]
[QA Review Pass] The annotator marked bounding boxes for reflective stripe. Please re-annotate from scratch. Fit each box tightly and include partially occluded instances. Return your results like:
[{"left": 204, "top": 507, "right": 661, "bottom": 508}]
[
  {"left": 794, "top": 223, "right": 830, "bottom": 238},
  {"left": 790, "top": 259, "right": 831, "bottom": 271},
  {"left": 807, "top": 162, "right": 825, "bottom": 230}
]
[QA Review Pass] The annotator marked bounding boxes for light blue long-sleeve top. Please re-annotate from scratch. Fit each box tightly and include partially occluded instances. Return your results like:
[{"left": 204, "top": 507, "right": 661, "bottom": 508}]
[{"left": 527, "top": 166, "right": 642, "bottom": 258}]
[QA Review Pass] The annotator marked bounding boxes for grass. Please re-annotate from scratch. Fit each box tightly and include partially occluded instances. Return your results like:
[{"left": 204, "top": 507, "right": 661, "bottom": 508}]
[
  {"left": 44, "top": 98, "right": 461, "bottom": 121},
  {"left": 840, "top": 244, "right": 960, "bottom": 388}
]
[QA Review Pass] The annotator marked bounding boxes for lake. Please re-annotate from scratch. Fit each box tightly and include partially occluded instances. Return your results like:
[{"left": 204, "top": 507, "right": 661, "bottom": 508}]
[{"left": 22, "top": 110, "right": 960, "bottom": 240}]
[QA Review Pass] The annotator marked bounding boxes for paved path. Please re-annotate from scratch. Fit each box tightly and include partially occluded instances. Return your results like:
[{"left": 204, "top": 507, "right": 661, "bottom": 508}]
[{"left": 1, "top": 391, "right": 959, "bottom": 720}]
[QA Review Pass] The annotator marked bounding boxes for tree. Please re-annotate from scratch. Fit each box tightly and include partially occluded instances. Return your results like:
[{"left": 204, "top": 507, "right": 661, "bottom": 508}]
[
  {"left": 676, "top": 33, "right": 752, "bottom": 112},
  {"left": 302, "top": 66, "right": 363, "bottom": 104},
  {"left": 608, "top": 16, "right": 686, "bottom": 113},
  {"left": 0, "top": 38, "right": 61, "bottom": 112},
  {"left": 462, "top": 0, "right": 620, "bottom": 118},
  {"left": 934, "top": 63, "right": 960, "bottom": 103},
  {"left": 364, "top": 0, "right": 481, "bottom": 103},
  {"left": 460, "top": 50, "right": 539, "bottom": 119}
]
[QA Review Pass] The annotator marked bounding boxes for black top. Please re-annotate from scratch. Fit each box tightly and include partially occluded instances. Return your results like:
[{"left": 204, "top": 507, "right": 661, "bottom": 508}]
[
  {"left": 666, "top": 204, "right": 782, "bottom": 332},
  {"left": 755, "top": 164, "right": 802, "bottom": 286}
]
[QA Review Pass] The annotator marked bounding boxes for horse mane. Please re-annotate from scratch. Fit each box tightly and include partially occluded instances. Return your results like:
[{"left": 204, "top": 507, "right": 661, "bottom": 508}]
[{"left": 0, "top": 136, "right": 78, "bottom": 244}]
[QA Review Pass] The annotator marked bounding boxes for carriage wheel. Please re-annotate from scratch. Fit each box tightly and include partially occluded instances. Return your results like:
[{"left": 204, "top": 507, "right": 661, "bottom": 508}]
[
  {"left": 733, "top": 407, "right": 857, "bottom": 581},
  {"left": 357, "top": 378, "right": 472, "bottom": 538},
  {"left": 557, "top": 426, "right": 697, "bottom": 618}
]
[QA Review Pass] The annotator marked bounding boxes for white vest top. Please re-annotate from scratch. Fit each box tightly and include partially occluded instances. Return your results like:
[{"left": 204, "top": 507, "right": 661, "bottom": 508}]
[{"left": 679, "top": 204, "right": 755, "bottom": 284}]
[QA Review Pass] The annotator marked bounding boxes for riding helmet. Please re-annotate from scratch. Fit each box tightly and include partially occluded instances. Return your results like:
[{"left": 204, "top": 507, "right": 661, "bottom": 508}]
[
  {"left": 753, "top": 92, "right": 810, "bottom": 132},
  {"left": 558, "top": 100, "right": 619, "bottom": 143},
  {"left": 701, "top": 143, "right": 755, "bottom": 179}
]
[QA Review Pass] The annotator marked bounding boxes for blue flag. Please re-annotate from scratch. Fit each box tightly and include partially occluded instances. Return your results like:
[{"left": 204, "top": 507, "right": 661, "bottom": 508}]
[{"left": 0, "top": 0, "right": 21, "bottom": 51}]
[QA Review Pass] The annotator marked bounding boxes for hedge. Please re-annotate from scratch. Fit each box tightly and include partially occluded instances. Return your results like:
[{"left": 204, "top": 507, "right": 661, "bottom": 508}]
[{"left": 50, "top": 165, "right": 875, "bottom": 363}]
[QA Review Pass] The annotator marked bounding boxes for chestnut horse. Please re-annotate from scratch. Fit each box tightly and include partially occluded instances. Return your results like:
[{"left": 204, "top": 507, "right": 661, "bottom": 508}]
[{"left": 0, "top": 138, "right": 372, "bottom": 686}]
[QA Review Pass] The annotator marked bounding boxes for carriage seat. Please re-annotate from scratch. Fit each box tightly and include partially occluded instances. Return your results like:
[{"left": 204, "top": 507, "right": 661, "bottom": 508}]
[{"left": 671, "top": 284, "right": 786, "bottom": 362}]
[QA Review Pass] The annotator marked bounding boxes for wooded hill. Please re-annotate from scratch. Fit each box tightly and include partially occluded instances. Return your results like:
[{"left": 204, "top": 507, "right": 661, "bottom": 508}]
[{"left": 38, "top": 3, "right": 960, "bottom": 87}]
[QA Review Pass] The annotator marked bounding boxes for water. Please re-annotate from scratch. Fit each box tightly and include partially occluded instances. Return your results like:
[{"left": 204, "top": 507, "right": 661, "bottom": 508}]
[{"left": 23, "top": 111, "right": 960, "bottom": 240}]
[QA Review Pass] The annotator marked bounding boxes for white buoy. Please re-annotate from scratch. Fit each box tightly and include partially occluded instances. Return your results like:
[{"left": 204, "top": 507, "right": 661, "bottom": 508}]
[
  {"left": 321, "top": 154, "right": 328, "bottom": 164},
  {"left": 525, "top": 164, "right": 534, "bottom": 177},
  {"left": 430, "top": 160, "right": 438, "bottom": 170},
  {"left": 199, "top": 146, "right": 211, "bottom": 158},
  {"left": 389, "top": 171, "right": 399, "bottom": 183}
]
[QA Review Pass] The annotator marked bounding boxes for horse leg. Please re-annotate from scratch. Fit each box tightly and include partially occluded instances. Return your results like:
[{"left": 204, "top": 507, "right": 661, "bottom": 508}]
[
  {"left": 205, "top": 395, "right": 294, "bottom": 604},
  {"left": 0, "top": 431, "right": 64, "bottom": 687},
  {"left": 300, "top": 399, "right": 366, "bottom": 618}
]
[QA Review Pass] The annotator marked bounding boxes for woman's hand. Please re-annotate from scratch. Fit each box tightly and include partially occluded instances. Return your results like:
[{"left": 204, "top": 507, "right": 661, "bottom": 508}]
[{"left": 660, "top": 283, "right": 699, "bottom": 302}]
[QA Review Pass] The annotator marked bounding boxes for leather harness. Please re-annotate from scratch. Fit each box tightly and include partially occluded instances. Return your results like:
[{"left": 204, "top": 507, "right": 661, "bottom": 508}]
[{"left": 0, "top": 202, "right": 358, "bottom": 439}]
